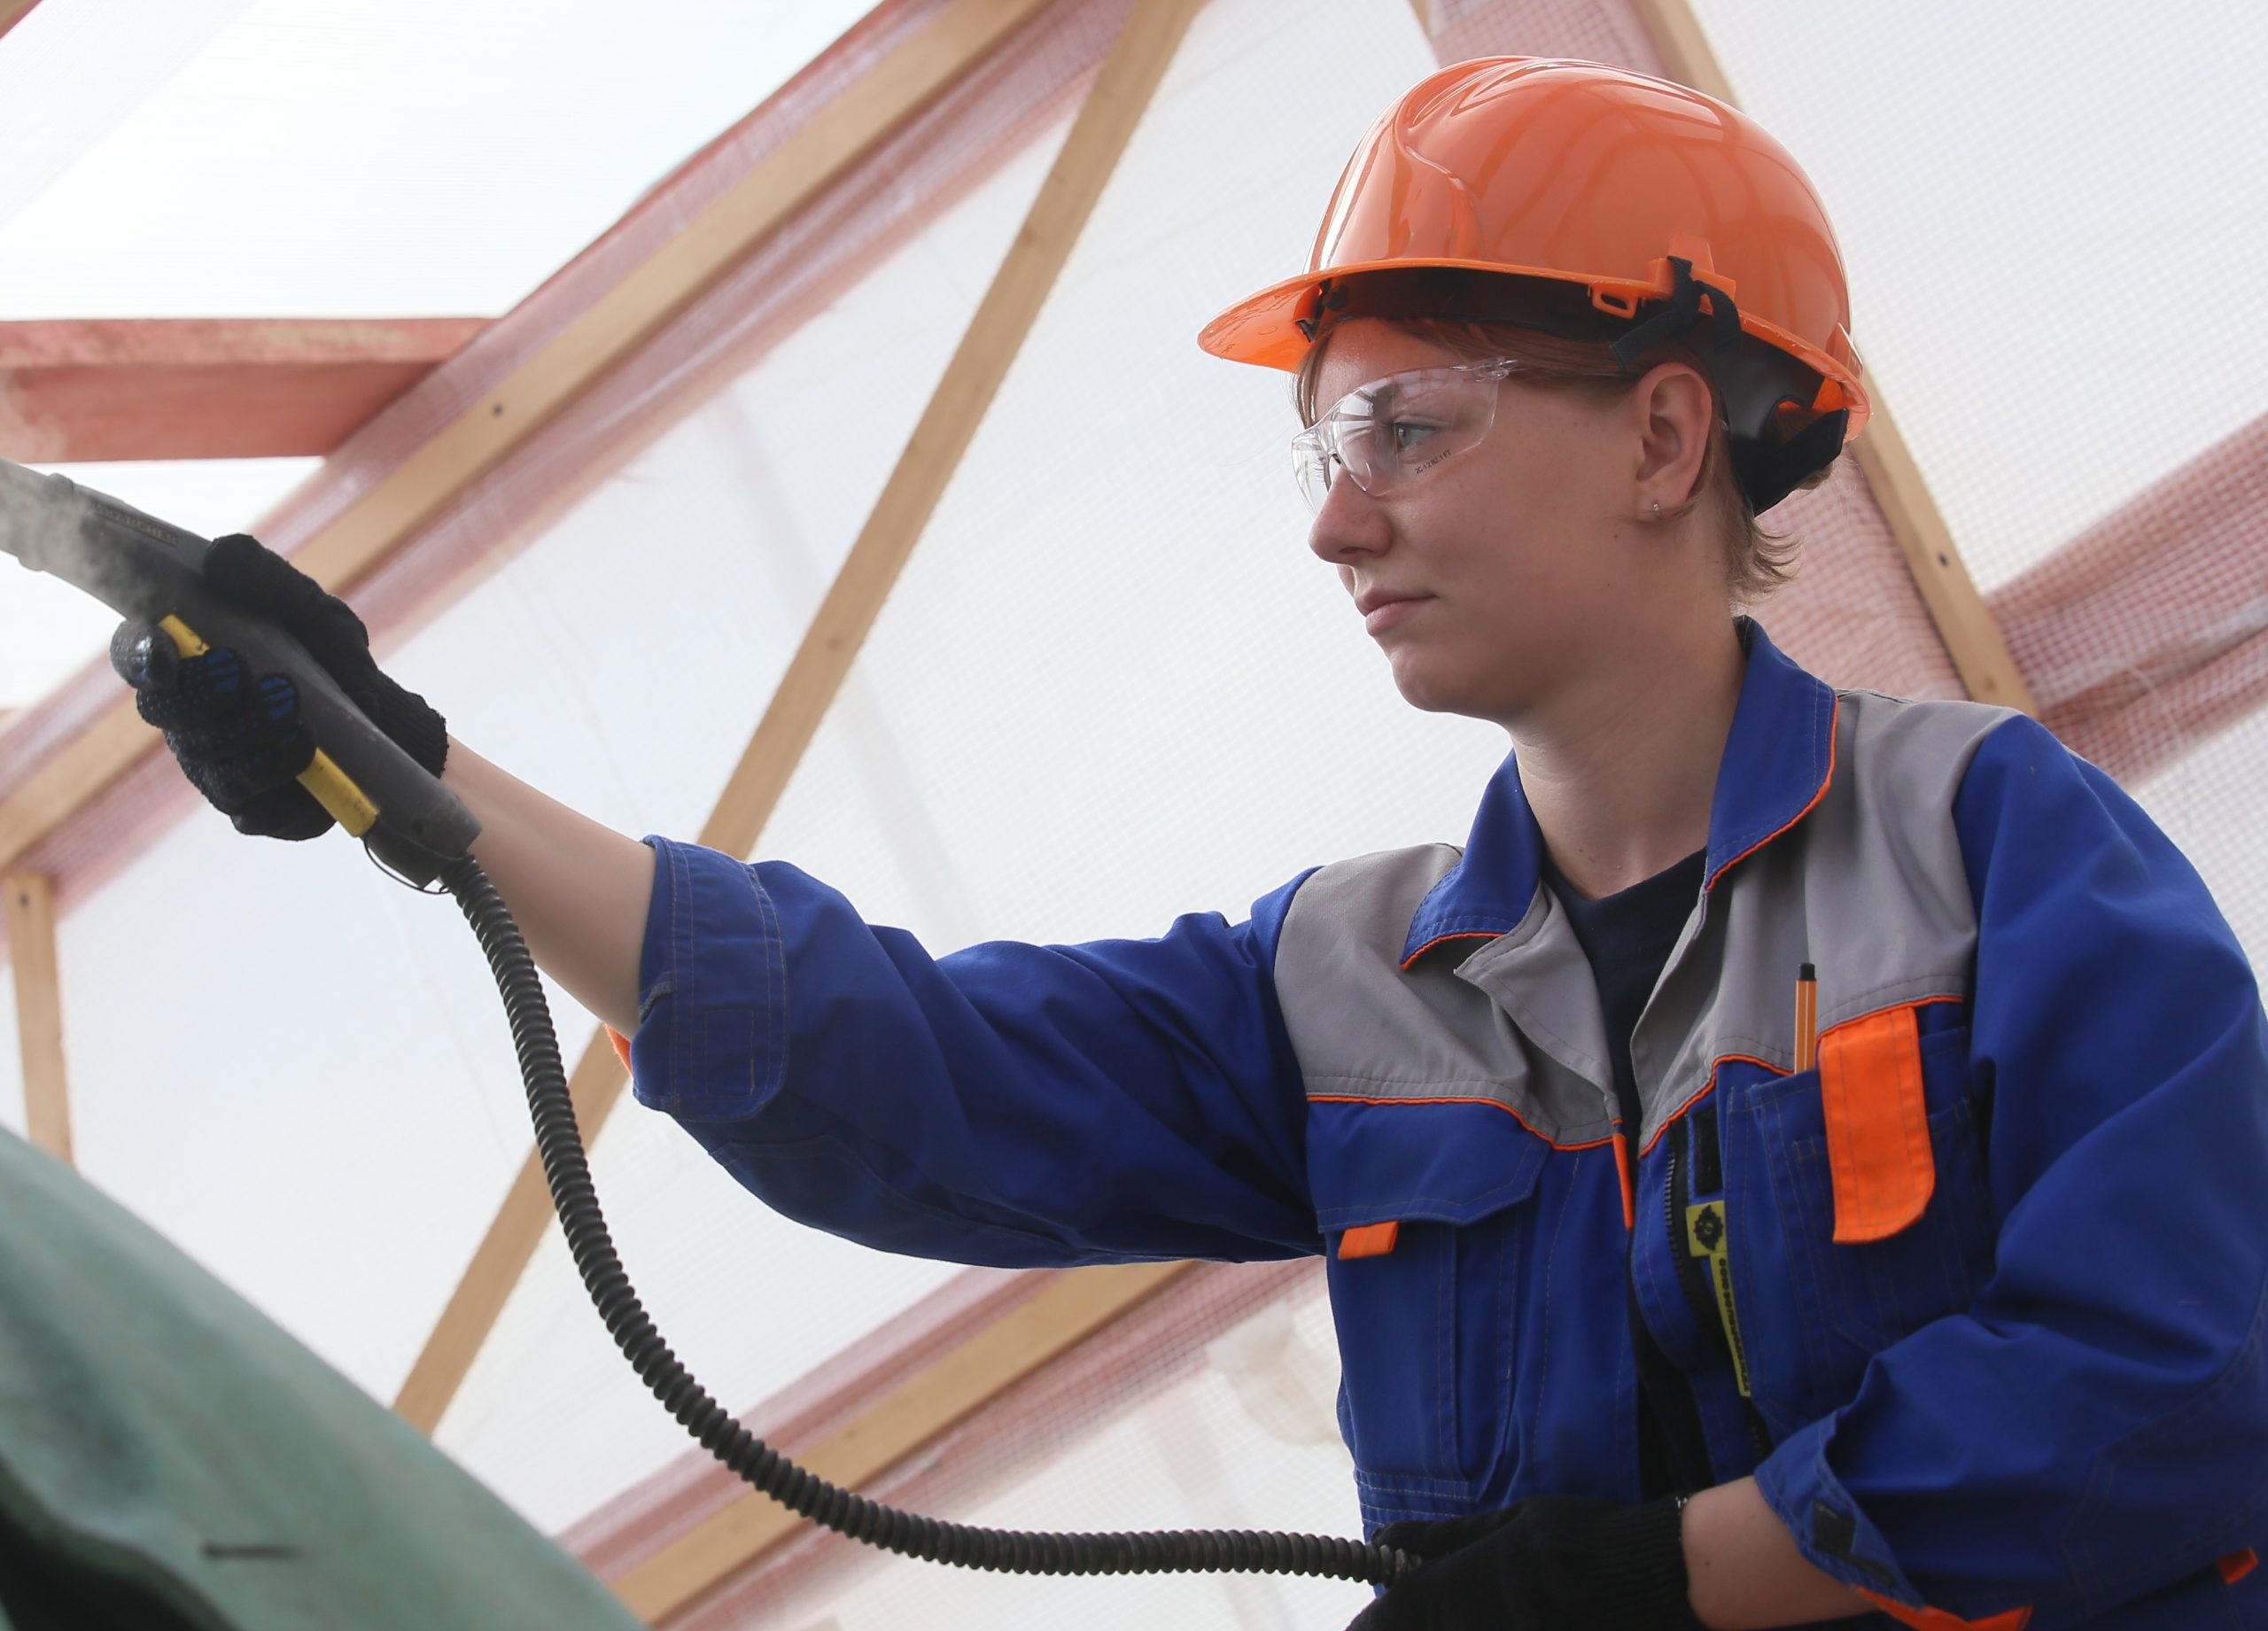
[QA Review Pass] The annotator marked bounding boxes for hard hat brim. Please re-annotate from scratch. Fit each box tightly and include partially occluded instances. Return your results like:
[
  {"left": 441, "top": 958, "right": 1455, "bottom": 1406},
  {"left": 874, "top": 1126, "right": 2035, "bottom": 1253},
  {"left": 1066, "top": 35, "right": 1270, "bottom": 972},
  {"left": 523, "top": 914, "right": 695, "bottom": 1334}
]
[{"left": 1198, "top": 258, "right": 1869, "bottom": 443}]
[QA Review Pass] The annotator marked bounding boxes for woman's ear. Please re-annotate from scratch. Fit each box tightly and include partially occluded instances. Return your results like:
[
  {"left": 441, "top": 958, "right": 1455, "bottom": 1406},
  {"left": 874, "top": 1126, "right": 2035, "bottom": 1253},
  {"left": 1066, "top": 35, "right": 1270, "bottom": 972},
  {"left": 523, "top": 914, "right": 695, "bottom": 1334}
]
[{"left": 1630, "top": 361, "right": 1715, "bottom": 512}]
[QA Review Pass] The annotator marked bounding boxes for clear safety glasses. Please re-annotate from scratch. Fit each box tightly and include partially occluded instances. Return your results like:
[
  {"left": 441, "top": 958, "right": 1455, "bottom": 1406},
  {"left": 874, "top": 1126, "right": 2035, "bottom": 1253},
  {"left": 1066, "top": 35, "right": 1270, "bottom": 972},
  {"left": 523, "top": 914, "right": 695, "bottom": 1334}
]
[{"left": 1291, "top": 357, "right": 1521, "bottom": 514}]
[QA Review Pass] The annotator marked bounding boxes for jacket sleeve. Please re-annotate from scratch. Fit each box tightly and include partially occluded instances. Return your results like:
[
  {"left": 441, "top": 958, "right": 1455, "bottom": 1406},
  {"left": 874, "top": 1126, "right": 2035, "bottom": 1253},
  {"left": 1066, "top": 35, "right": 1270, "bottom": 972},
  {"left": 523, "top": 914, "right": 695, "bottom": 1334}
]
[
  {"left": 1755, "top": 714, "right": 2268, "bottom": 1628},
  {"left": 624, "top": 836, "right": 1322, "bottom": 1269}
]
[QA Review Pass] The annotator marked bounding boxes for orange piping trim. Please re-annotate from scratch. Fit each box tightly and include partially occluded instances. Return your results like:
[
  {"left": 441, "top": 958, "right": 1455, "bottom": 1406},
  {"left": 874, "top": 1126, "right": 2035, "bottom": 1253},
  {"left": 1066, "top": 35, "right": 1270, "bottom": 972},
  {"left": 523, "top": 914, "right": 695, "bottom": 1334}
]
[
  {"left": 1658, "top": 999, "right": 1961, "bottom": 1146},
  {"left": 1307, "top": 1093, "right": 1616, "bottom": 1152},
  {"left": 1612, "top": 1129, "right": 1635, "bottom": 1230},
  {"left": 1555, "top": 998, "right": 1969, "bottom": 1161},
  {"left": 2220, "top": 1548, "right": 2258, "bottom": 1585},
  {"left": 1399, "top": 930, "right": 1501, "bottom": 971},
  {"left": 1638, "top": 1076, "right": 1729, "bottom": 1157},
  {"left": 1856, "top": 1588, "right": 2031, "bottom": 1630},
  {"left": 1706, "top": 695, "right": 1839, "bottom": 892},
  {"left": 1308, "top": 997, "right": 1965, "bottom": 1170}
]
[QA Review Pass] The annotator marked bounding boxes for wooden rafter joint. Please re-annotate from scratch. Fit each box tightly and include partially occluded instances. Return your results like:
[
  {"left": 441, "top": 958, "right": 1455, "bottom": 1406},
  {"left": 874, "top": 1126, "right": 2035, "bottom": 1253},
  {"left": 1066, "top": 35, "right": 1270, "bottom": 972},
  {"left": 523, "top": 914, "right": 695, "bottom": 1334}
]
[{"left": 0, "top": 317, "right": 488, "bottom": 463}]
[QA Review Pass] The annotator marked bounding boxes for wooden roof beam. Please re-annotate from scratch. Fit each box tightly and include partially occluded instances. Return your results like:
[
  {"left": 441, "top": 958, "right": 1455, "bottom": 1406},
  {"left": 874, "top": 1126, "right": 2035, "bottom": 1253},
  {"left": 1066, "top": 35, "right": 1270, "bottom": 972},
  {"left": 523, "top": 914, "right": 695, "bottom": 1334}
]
[
  {"left": 0, "top": 1, "right": 43, "bottom": 45},
  {"left": 0, "top": 317, "right": 488, "bottom": 463}
]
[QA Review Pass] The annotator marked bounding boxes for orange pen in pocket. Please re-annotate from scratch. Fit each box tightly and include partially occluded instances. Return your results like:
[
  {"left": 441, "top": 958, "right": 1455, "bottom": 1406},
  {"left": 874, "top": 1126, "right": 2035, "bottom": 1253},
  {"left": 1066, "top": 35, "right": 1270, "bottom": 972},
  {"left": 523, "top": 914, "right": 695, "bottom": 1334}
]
[{"left": 1794, "top": 962, "right": 1818, "bottom": 1072}]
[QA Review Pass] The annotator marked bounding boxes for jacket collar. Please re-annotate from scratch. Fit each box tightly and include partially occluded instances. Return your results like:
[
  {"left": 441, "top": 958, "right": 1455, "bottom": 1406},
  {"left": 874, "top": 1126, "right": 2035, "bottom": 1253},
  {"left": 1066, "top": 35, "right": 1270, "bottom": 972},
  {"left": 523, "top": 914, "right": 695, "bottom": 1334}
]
[{"left": 1401, "top": 619, "right": 1838, "bottom": 967}]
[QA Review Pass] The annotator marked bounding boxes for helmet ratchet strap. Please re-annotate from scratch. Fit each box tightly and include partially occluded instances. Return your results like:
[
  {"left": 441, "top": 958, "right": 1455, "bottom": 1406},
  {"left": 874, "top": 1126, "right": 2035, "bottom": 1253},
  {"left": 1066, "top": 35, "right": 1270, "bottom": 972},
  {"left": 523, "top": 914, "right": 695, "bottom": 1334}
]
[
  {"left": 1614, "top": 256, "right": 1846, "bottom": 514},
  {"left": 1609, "top": 256, "right": 1742, "bottom": 371}
]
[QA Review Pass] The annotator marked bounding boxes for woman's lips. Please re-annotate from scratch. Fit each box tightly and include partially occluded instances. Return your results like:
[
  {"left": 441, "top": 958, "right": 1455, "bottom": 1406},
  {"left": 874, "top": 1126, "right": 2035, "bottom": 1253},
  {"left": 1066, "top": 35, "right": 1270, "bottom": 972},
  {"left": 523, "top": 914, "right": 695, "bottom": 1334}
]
[{"left": 1362, "top": 594, "right": 1429, "bottom": 634}]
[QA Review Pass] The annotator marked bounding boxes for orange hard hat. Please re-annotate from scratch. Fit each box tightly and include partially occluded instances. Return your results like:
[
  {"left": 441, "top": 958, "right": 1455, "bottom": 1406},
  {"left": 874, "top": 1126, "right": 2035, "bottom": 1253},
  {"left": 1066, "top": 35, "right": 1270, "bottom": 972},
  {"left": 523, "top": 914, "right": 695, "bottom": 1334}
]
[{"left": 1200, "top": 58, "right": 1869, "bottom": 511}]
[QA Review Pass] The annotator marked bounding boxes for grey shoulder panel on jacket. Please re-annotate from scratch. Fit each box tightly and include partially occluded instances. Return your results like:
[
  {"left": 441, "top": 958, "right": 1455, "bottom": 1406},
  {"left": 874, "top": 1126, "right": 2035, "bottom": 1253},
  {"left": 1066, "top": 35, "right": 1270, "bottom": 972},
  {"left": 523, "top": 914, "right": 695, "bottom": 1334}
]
[
  {"left": 1825, "top": 689, "right": 2023, "bottom": 922},
  {"left": 1278, "top": 843, "right": 1464, "bottom": 999},
  {"left": 1272, "top": 695, "right": 2029, "bottom": 1147},
  {"left": 1273, "top": 843, "right": 1493, "bottom": 1106},
  {"left": 1835, "top": 687, "right": 2018, "bottom": 783},
  {"left": 1274, "top": 844, "right": 1616, "bottom": 1142},
  {"left": 1701, "top": 687, "right": 2018, "bottom": 1047}
]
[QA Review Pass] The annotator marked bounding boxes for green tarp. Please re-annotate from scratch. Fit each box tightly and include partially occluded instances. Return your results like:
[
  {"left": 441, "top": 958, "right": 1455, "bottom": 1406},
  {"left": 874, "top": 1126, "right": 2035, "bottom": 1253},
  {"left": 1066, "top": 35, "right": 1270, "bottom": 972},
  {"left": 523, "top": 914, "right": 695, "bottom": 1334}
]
[{"left": 0, "top": 1126, "right": 645, "bottom": 1629}]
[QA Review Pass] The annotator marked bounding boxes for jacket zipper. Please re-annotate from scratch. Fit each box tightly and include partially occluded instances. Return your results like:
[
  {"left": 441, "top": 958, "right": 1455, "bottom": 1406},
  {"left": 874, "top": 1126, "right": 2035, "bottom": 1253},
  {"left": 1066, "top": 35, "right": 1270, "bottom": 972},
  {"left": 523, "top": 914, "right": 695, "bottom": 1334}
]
[
  {"left": 1666, "top": 1115, "right": 1773, "bottom": 1461},
  {"left": 1665, "top": 1120, "right": 1723, "bottom": 1361}
]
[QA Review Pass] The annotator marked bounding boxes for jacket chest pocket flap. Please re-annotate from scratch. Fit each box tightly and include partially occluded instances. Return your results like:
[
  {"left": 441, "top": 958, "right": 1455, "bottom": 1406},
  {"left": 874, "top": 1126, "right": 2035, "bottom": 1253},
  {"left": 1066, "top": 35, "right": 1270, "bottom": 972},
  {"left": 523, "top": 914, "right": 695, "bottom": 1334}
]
[
  {"left": 1309, "top": 1098, "right": 1550, "bottom": 1483},
  {"left": 1729, "top": 1013, "right": 1993, "bottom": 1429}
]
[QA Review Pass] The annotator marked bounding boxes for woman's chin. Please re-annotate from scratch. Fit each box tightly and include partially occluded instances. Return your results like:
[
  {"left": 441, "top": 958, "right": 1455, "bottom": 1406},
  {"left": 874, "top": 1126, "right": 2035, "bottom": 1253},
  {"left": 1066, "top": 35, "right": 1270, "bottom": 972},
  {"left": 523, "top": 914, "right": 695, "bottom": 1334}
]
[
  {"left": 1386, "top": 658, "right": 1481, "bottom": 719},
  {"left": 1385, "top": 650, "right": 1536, "bottom": 727}
]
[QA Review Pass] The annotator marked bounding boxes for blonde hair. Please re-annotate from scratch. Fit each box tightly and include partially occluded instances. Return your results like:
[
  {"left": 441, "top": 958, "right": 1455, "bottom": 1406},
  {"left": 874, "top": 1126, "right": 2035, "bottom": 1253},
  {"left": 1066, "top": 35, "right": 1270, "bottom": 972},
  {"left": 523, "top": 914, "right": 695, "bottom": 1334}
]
[{"left": 1294, "top": 317, "right": 1821, "bottom": 605}]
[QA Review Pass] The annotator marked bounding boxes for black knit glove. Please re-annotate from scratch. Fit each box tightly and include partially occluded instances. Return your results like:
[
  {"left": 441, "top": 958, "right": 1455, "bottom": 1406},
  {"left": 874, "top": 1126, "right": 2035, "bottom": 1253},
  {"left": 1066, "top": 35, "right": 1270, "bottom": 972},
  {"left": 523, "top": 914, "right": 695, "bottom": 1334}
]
[
  {"left": 1348, "top": 1495, "right": 1705, "bottom": 1631},
  {"left": 112, "top": 533, "right": 447, "bottom": 840}
]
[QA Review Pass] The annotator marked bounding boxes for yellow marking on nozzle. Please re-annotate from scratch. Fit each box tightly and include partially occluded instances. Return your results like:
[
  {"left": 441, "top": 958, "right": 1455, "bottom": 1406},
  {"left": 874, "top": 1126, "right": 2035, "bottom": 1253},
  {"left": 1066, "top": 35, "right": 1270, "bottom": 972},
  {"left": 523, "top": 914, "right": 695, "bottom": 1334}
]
[
  {"left": 1685, "top": 1200, "right": 1753, "bottom": 1398},
  {"left": 299, "top": 749, "right": 379, "bottom": 837},
  {"left": 158, "top": 615, "right": 209, "bottom": 657}
]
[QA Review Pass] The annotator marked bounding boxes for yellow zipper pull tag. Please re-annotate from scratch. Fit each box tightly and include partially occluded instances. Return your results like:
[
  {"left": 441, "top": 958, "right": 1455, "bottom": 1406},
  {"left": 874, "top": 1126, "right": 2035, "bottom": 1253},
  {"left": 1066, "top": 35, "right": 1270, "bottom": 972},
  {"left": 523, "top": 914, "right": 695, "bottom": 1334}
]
[{"left": 1684, "top": 1200, "right": 1753, "bottom": 1398}]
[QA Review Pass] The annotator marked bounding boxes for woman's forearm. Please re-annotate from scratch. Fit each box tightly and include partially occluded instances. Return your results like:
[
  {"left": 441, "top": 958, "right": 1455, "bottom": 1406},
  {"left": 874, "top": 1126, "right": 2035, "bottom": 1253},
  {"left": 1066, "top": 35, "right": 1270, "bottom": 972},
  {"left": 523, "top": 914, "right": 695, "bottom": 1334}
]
[
  {"left": 444, "top": 742, "right": 656, "bottom": 1037},
  {"left": 1684, "top": 1477, "right": 1871, "bottom": 1628}
]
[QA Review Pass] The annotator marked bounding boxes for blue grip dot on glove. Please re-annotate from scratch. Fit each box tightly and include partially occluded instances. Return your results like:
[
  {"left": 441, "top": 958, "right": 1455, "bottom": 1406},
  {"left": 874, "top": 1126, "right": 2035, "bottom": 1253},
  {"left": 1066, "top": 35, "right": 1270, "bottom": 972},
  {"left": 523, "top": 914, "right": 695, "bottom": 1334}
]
[
  {"left": 109, "top": 535, "right": 447, "bottom": 843},
  {"left": 113, "top": 622, "right": 330, "bottom": 840}
]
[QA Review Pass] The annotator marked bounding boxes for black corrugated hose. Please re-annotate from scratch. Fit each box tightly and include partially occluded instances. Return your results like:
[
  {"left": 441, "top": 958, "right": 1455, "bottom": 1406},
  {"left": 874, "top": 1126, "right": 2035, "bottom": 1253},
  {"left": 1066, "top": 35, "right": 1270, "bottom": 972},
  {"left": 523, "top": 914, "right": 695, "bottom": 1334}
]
[{"left": 441, "top": 852, "right": 1416, "bottom": 1588}]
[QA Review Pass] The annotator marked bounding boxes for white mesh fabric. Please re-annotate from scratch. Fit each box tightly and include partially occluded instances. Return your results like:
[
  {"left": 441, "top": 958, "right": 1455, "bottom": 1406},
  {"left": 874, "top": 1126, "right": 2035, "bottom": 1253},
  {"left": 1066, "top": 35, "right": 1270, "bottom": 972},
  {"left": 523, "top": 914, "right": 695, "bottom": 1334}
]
[{"left": 1682, "top": 0, "right": 2268, "bottom": 594}]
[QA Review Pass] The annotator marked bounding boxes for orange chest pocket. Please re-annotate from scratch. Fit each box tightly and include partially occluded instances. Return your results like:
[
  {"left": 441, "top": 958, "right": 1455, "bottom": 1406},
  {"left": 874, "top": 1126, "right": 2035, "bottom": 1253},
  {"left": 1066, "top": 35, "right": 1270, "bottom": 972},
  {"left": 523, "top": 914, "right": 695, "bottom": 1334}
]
[{"left": 1817, "top": 1002, "right": 1935, "bottom": 1243}]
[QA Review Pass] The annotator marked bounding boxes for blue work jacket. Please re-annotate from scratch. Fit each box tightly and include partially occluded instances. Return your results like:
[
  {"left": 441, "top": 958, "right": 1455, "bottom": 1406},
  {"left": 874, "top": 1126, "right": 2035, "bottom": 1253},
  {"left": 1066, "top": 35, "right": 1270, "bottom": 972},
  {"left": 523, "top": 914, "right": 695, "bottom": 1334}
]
[{"left": 628, "top": 623, "right": 2268, "bottom": 1629}]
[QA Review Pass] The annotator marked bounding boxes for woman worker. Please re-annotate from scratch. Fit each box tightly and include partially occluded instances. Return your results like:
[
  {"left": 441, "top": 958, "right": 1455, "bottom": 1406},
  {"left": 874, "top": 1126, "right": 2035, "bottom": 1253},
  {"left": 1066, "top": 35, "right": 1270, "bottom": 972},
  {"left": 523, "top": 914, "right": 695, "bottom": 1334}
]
[{"left": 120, "top": 57, "right": 2268, "bottom": 1631}]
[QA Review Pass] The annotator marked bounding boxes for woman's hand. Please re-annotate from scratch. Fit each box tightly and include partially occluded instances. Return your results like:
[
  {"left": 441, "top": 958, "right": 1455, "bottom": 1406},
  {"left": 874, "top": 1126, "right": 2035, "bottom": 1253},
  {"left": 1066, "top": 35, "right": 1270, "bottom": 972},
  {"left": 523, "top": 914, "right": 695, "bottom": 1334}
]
[
  {"left": 1347, "top": 1495, "right": 1705, "bottom": 1631},
  {"left": 1346, "top": 1480, "right": 1872, "bottom": 1630},
  {"left": 115, "top": 532, "right": 654, "bottom": 1036},
  {"left": 113, "top": 532, "right": 447, "bottom": 838}
]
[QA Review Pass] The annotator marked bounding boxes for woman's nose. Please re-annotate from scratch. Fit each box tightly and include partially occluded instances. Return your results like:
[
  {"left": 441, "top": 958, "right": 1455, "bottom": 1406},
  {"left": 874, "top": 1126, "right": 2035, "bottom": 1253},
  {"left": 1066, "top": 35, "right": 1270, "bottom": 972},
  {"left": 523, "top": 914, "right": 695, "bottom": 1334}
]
[{"left": 1306, "top": 470, "right": 1390, "bottom": 565}]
